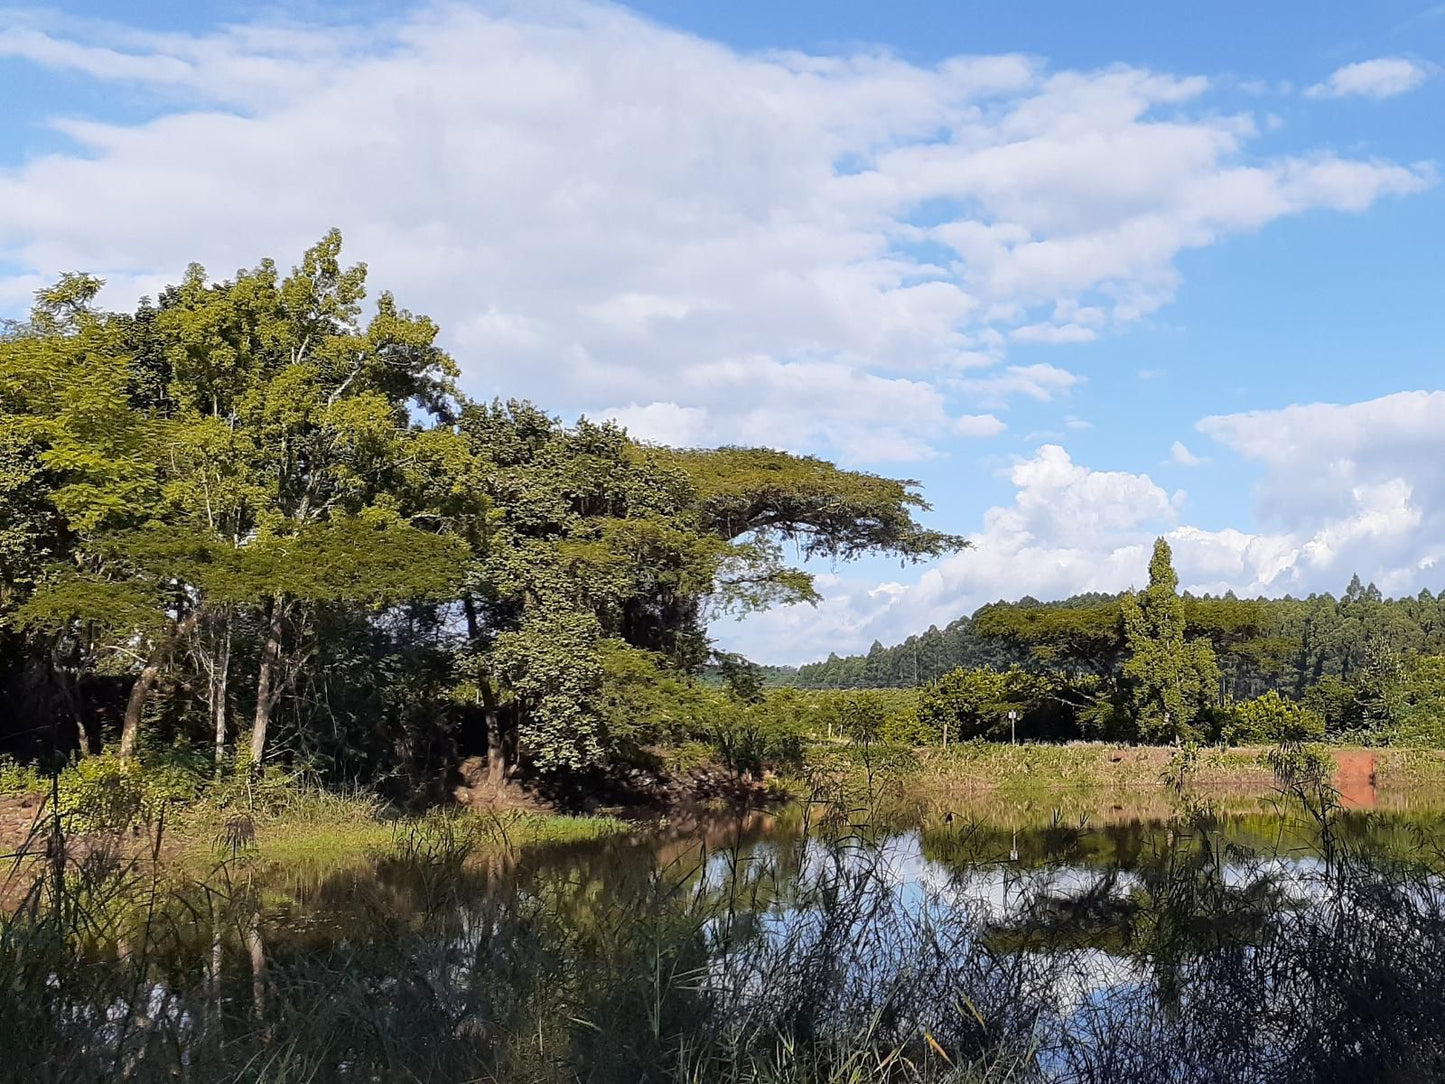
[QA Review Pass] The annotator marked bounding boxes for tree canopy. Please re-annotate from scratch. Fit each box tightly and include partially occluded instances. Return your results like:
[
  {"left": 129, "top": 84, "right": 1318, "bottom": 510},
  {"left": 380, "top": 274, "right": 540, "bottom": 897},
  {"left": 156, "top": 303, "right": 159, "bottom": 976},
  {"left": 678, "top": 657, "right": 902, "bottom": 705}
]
[{"left": 0, "top": 233, "right": 965, "bottom": 787}]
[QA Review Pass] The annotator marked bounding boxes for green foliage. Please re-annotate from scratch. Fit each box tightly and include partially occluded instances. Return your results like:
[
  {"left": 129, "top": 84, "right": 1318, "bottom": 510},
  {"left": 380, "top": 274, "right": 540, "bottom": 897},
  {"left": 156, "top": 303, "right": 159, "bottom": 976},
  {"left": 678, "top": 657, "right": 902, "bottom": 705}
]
[
  {"left": 1303, "top": 675, "right": 1358, "bottom": 737},
  {"left": 652, "top": 445, "right": 966, "bottom": 562},
  {"left": 53, "top": 751, "right": 206, "bottom": 832},
  {"left": 0, "top": 755, "right": 46, "bottom": 796},
  {"left": 878, "top": 707, "right": 934, "bottom": 745},
  {"left": 55, "top": 755, "right": 147, "bottom": 832},
  {"left": 1121, "top": 539, "right": 1221, "bottom": 742},
  {"left": 712, "top": 651, "right": 765, "bottom": 703},
  {"left": 974, "top": 600, "right": 1125, "bottom": 676},
  {"left": 832, "top": 689, "right": 893, "bottom": 745},
  {"left": 490, "top": 611, "right": 608, "bottom": 773},
  {"left": 23, "top": 226, "right": 1445, "bottom": 810},
  {"left": 1392, "top": 655, "right": 1445, "bottom": 746},
  {"left": 1226, "top": 691, "right": 1326, "bottom": 745},
  {"left": 916, "top": 666, "right": 1036, "bottom": 743}
]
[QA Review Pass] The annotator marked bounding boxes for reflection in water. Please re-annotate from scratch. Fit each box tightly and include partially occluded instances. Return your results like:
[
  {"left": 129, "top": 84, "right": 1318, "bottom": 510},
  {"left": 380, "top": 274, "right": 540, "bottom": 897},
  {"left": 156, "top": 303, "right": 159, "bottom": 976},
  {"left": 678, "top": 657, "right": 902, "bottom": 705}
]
[{"left": 5, "top": 797, "right": 1445, "bottom": 1081}]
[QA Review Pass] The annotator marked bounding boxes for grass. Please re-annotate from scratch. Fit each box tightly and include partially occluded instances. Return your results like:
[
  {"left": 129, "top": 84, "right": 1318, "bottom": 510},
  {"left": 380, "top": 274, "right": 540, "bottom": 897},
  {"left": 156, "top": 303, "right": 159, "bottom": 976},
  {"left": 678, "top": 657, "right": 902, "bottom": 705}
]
[
  {"left": 898, "top": 741, "right": 1445, "bottom": 797},
  {"left": 6, "top": 768, "right": 1445, "bottom": 1082},
  {"left": 178, "top": 794, "right": 632, "bottom": 868}
]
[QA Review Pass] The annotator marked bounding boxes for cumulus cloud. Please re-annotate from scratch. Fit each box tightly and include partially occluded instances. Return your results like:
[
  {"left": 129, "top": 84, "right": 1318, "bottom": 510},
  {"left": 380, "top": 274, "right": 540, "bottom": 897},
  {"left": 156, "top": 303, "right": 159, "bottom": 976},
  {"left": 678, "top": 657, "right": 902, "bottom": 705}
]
[
  {"left": 721, "top": 392, "right": 1445, "bottom": 663},
  {"left": 953, "top": 363, "right": 1083, "bottom": 406},
  {"left": 1306, "top": 58, "right": 1430, "bottom": 100},
  {"left": 0, "top": 2, "right": 1433, "bottom": 463},
  {"left": 1169, "top": 440, "right": 1207, "bottom": 466},
  {"left": 955, "top": 413, "right": 1007, "bottom": 438}
]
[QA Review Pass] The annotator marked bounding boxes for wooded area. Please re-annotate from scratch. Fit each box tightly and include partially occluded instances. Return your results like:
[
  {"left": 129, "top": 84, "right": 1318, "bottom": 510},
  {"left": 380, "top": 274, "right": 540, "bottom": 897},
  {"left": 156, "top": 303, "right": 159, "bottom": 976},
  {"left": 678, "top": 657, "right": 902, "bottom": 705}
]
[
  {"left": 774, "top": 545, "right": 1445, "bottom": 747},
  {"left": 5, "top": 234, "right": 1445, "bottom": 806},
  {"left": 0, "top": 233, "right": 960, "bottom": 793}
]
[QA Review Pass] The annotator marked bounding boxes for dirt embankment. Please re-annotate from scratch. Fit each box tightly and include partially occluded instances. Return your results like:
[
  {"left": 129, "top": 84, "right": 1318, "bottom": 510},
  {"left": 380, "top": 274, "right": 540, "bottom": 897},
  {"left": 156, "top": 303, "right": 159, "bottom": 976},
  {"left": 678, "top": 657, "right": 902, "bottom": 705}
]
[{"left": 0, "top": 793, "right": 45, "bottom": 855}]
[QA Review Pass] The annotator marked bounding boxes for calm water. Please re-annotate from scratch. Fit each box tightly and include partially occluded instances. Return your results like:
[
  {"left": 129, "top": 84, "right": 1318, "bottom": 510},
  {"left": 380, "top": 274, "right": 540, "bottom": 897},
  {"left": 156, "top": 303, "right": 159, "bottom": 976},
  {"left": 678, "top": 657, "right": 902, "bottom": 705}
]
[{"left": 12, "top": 793, "right": 1445, "bottom": 1081}]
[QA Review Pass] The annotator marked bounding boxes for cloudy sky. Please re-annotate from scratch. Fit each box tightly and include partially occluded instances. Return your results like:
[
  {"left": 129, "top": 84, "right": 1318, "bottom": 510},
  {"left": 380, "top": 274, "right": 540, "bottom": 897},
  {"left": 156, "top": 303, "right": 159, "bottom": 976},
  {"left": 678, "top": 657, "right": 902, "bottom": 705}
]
[{"left": 3, "top": 1, "right": 1443, "bottom": 664}]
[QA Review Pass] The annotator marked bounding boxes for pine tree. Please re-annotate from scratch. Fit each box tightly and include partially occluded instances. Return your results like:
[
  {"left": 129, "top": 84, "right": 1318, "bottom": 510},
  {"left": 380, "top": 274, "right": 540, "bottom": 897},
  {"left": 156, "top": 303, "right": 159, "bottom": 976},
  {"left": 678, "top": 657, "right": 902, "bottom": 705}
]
[{"left": 1121, "top": 538, "right": 1221, "bottom": 742}]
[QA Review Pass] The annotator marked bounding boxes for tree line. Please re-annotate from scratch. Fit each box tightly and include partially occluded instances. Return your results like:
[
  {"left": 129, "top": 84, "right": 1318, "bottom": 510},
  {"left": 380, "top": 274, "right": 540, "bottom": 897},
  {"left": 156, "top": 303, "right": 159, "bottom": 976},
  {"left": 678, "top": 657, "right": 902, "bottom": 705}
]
[
  {"left": 0, "top": 233, "right": 961, "bottom": 792},
  {"left": 785, "top": 541, "right": 1445, "bottom": 747}
]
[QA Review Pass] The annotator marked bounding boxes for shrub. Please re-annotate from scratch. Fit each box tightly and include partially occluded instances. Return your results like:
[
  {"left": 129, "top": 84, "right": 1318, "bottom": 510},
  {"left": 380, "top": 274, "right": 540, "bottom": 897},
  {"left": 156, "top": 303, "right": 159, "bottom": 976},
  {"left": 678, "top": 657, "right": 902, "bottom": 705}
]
[
  {"left": 54, "top": 751, "right": 209, "bottom": 833},
  {"left": 0, "top": 755, "right": 46, "bottom": 796},
  {"left": 1394, "top": 655, "right": 1445, "bottom": 747},
  {"left": 879, "top": 708, "right": 936, "bottom": 746},
  {"left": 916, "top": 666, "right": 1039, "bottom": 744},
  {"left": 56, "top": 755, "right": 148, "bottom": 833},
  {"left": 1225, "top": 691, "right": 1324, "bottom": 745}
]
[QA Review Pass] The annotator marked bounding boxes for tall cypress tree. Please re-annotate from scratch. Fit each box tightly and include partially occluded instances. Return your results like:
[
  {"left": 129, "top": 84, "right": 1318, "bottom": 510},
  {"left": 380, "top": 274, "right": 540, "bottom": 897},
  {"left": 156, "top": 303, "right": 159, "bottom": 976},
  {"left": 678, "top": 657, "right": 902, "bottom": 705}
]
[{"left": 1121, "top": 538, "right": 1220, "bottom": 742}]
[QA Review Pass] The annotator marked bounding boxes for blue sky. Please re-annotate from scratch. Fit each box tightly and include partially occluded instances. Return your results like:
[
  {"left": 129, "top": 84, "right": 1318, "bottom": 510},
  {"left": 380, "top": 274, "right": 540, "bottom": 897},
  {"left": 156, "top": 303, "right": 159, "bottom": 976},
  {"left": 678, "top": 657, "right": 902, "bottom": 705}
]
[{"left": 2, "top": 1, "right": 1443, "bottom": 663}]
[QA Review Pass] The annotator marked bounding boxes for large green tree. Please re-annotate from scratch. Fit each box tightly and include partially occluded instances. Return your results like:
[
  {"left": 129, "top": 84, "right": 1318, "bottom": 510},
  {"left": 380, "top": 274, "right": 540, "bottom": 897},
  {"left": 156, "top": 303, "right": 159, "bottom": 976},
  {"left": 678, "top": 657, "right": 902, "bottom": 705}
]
[
  {"left": 456, "top": 404, "right": 965, "bottom": 778},
  {"left": 4, "top": 235, "right": 473, "bottom": 769},
  {"left": 1121, "top": 538, "right": 1221, "bottom": 742},
  {"left": 2, "top": 233, "right": 965, "bottom": 786}
]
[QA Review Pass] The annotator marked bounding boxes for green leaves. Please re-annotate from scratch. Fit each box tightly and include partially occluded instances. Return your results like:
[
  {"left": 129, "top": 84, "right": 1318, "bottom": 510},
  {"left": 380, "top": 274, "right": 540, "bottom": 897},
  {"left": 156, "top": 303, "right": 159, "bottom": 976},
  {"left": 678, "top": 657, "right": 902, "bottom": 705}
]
[
  {"left": 2, "top": 232, "right": 965, "bottom": 783},
  {"left": 490, "top": 611, "right": 608, "bottom": 773},
  {"left": 1122, "top": 539, "right": 1221, "bottom": 742},
  {"left": 654, "top": 445, "right": 967, "bottom": 561},
  {"left": 1226, "top": 691, "right": 1324, "bottom": 745},
  {"left": 917, "top": 666, "right": 1038, "bottom": 743}
]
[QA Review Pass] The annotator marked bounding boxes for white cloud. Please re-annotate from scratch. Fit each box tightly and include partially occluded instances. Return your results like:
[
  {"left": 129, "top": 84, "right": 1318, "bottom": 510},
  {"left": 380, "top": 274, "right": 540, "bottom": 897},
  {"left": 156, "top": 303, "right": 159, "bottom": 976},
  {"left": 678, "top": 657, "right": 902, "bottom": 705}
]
[
  {"left": 723, "top": 393, "right": 1445, "bottom": 662},
  {"left": 954, "top": 363, "right": 1082, "bottom": 406},
  {"left": 954, "top": 413, "right": 1007, "bottom": 438},
  {"left": 1306, "top": 57, "right": 1430, "bottom": 100},
  {"left": 1196, "top": 390, "right": 1445, "bottom": 531},
  {"left": 599, "top": 402, "right": 709, "bottom": 447},
  {"left": 0, "top": 3, "right": 1432, "bottom": 463},
  {"left": 1169, "top": 440, "right": 1207, "bottom": 466}
]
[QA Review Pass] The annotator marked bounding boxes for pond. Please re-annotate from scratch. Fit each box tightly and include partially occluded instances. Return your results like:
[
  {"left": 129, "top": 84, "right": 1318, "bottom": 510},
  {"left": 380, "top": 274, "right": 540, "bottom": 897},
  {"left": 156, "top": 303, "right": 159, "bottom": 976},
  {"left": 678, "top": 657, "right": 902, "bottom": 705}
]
[{"left": 9, "top": 789, "right": 1445, "bottom": 1082}]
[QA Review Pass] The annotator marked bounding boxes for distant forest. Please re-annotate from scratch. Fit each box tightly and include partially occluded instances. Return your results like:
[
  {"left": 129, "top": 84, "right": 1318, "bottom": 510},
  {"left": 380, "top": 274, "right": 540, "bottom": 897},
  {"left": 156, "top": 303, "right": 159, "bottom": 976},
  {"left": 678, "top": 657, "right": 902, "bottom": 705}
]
[{"left": 764, "top": 575, "right": 1445, "bottom": 703}]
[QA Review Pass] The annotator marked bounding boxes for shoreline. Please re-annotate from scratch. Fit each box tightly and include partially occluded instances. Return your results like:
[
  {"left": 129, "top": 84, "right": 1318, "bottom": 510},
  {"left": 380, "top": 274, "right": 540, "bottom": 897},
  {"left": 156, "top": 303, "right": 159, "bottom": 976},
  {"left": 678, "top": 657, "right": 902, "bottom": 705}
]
[{"left": 903, "top": 742, "right": 1445, "bottom": 796}]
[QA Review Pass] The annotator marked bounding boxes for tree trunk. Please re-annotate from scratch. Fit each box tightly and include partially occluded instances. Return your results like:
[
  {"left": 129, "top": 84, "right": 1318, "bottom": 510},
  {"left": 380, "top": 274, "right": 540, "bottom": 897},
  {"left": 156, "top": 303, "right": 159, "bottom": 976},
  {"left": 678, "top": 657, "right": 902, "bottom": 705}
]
[
  {"left": 246, "top": 913, "right": 267, "bottom": 1024},
  {"left": 210, "top": 608, "right": 232, "bottom": 777},
  {"left": 118, "top": 642, "right": 165, "bottom": 759},
  {"left": 249, "top": 602, "right": 287, "bottom": 768},
  {"left": 51, "top": 638, "right": 89, "bottom": 757},
  {"left": 479, "top": 679, "right": 508, "bottom": 785},
  {"left": 119, "top": 612, "right": 198, "bottom": 760}
]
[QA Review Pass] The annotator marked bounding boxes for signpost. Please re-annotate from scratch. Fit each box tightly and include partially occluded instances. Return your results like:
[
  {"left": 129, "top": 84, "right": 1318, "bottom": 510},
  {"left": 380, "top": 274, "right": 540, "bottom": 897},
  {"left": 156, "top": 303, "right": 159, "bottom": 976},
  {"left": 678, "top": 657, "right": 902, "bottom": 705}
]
[{"left": 1008, "top": 709, "right": 1018, "bottom": 745}]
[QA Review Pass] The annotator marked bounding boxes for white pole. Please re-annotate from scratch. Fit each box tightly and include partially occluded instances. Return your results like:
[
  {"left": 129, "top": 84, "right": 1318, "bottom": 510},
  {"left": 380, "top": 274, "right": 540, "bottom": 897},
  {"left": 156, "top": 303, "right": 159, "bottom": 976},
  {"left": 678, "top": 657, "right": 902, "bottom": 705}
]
[{"left": 1009, "top": 710, "right": 1018, "bottom": 745}]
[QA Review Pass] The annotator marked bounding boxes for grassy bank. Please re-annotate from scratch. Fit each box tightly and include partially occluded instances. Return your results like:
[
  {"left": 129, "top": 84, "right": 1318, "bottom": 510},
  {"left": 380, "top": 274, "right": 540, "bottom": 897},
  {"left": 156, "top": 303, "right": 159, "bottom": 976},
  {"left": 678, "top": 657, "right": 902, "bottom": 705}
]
[
  {"left": 891, "top": 741, "right": 1445, "bottom": 800},
  {"left": 198, "top": 801, "right": 632, "bottom": 868},
  {"left": 0, "top": 783, "right": 632, "bottom": 888}
]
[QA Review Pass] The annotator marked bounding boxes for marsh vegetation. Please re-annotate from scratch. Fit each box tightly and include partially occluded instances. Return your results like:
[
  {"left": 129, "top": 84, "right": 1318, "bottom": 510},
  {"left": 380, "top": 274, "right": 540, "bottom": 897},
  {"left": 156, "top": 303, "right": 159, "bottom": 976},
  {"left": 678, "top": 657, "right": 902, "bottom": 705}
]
[{"left": 5, "top": 756, "right": 1445, "bottom": 1083}]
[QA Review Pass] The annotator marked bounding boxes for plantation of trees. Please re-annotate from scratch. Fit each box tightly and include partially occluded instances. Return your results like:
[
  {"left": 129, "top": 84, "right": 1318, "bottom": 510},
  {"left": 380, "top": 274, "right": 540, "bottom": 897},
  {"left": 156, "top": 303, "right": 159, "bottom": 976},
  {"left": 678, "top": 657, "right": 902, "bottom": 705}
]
[{"left": 774, "top": 544, "right": 1445, "bottom": 747}]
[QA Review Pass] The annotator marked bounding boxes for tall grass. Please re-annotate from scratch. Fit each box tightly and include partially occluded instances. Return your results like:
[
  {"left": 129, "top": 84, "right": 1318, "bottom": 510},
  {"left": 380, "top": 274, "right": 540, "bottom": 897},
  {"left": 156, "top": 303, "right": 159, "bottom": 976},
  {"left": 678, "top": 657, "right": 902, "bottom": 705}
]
[{"left": 3, "top": 771, "right": 1445, "bottom": 1082}]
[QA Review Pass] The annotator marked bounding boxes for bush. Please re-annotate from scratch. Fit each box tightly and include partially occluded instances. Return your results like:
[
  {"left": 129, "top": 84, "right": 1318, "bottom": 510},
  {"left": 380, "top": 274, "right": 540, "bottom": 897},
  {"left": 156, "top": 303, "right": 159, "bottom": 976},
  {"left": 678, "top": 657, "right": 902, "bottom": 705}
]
[
  {"left": 0, "top": 755, "right": 46, "bottom": 796},
  {"left": 1225, "top": 691, "right": 1325, "bottom": 745},
  {"left": 916, "top": 666, "right": 1039, "bottom": 744},
  {"left": 879, "top": 708, "right": 936, "bottom": 746},
  {"left": 703, "top": 697, "right": 807, "bottom": 779},
  {"left": 56, "top": 755, "right": 148, "bottom": 833},
  {"left": 1394, "top": 655, "right": 1445, "bottom": 747},
  {"left": 54, "top": 751, "right": 209, "bottom": 833}
]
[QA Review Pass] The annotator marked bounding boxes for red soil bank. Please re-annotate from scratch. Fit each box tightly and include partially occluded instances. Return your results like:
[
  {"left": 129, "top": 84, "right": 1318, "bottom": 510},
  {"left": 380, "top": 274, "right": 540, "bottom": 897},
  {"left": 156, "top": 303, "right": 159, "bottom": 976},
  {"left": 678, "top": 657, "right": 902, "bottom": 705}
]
[{"left": 1333, "top": 750, "right": 1377, "bottom": 810}]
